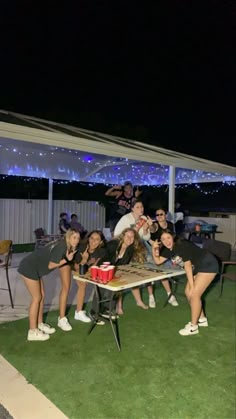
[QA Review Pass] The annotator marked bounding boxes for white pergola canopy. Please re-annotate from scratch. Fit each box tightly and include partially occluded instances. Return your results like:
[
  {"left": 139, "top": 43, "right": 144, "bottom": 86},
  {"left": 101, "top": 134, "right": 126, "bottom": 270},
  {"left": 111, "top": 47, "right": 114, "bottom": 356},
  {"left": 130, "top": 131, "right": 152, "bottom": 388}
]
[
  {"left": 0, "top": 110, "right": 235, "bottom": 184},
  {"left": 0, "top": 110, "right": 235, "bottom": 232}
]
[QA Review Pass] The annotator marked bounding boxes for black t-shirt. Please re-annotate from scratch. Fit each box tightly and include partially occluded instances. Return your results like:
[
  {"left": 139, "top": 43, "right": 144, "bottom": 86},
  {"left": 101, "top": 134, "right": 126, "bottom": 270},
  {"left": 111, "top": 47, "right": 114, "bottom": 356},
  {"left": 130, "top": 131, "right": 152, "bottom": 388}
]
[
  {"left": 110, "top": 193, "right": 135, "bottom": 218},
  {"left": 74, "top": 242, "right": 106, "bottom": 266},
  {"left": 100, "top": 239, "right": 134, "bottom": 266},
  {"left": 151, "top": 221, "right": 174, "bottom": 242},
  {"left": 161, "top": 239, "right": 211, "bottom": 271},
  {"left": 59, "top": 218, "right": 70, "bottom": 234}
]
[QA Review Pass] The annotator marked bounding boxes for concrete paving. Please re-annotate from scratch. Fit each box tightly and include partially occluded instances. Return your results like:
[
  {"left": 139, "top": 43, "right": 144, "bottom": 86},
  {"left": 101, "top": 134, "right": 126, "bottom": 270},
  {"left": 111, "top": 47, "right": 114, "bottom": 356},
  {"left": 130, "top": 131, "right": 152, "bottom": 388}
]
[{"left": 0, "top": 252, "right": 94, "bottom": 324}]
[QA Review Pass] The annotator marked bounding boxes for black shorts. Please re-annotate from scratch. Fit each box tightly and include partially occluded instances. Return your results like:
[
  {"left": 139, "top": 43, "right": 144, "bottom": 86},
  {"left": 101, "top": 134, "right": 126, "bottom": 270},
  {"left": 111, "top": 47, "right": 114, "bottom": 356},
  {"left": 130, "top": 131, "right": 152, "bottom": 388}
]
[{"left": 193, "top": 253, "right": 219, "bottom": 275}]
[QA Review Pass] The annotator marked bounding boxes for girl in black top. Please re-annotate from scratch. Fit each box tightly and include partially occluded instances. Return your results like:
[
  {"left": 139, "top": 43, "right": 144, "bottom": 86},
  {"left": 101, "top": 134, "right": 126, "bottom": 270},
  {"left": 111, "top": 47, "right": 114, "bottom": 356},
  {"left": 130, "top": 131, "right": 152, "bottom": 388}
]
[
  {"left": 152, "top": 230, "right": 219, "bottom": 336},
  {"left": 18, "top": 229, "right": 80, "bottom": 341},
  {"left": 149, "top": 208, "right": 178, "bottom": 307},
  {"left": 150, "top": 207, "right": 174, "bottom": 242},
  {"left": 97, "top": 228, "right": 148, "bottom": 316},
  {"left": 73, "top": 230, "right": 106, "bottom": 322}
]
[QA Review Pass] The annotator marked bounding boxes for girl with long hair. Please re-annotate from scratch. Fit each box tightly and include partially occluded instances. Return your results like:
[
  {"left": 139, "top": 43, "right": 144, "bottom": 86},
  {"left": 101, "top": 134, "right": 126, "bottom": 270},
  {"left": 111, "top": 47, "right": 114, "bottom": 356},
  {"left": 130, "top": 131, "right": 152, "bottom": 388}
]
[
  {"left": 73, "top": 230, "right": 106, "bottom": 322},
  {"left": 18, "top": 229, "right": 80, "bottom": 341},
  {"left": 152, "top": 230, "right": 219, "bottom": 336},
  {"left": 96, "top": 228, "right": 149, "bottom": 318},
  {"left": 148, "top": 207, "right": 178, "bottom": 307}
]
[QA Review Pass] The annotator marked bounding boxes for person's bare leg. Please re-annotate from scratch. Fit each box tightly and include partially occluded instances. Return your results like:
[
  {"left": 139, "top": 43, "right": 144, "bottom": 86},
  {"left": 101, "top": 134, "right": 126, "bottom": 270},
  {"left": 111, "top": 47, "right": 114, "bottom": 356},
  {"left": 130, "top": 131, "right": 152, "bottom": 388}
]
[
  {"left": 131, "top": 288, "right": 148, "bottom": 309},
  {"left": 185, "top": 281, "right": 204, "bottom": 319},
  {"left": 59, "top": 265, "right": 71, "bottom": 318},
  {"left": 38, "top": 279, "right": 45, "bottom": 324},
  {"left": 147, "top": 285, "right": 153, "bottom": 295},
  {"left": 76, "top": 281, "right": 87, "bottom": 312},
  {"left": 116, "top": 294, "right": 124, "bottom": 315},
  {"left": 22, "top": 276, "right": 42, "bottom": 329},
  {"left": 190, "top": 273, "right": 216, "bottom": 325},
  {"left": 162, "top": 279, "right": 171, "bottom": 294}
]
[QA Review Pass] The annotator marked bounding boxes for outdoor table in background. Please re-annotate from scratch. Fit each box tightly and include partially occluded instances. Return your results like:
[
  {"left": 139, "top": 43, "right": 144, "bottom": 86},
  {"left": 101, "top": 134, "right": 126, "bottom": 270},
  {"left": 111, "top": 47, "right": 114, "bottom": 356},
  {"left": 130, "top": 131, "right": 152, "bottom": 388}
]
[
  {"left": 187, "top": 229, "right": 223, "bottom": 241},
  {"left": 73, "top": 264, "right": 185, "bottom": 351}
]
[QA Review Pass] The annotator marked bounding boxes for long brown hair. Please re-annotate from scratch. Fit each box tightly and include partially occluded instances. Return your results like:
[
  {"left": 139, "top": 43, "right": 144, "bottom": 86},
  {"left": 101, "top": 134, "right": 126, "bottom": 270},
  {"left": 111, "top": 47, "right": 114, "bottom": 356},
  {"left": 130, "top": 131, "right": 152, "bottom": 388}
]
[{"left": 117, "top": 228, "right": 146, "bottom": 263}]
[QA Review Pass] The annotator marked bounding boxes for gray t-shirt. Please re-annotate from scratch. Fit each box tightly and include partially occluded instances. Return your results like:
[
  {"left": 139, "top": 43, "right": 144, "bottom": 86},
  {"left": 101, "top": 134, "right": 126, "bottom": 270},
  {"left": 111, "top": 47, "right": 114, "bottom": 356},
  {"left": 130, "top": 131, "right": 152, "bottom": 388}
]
[{"left": 18, "top": 239, "right": 74, "bottom": 280}]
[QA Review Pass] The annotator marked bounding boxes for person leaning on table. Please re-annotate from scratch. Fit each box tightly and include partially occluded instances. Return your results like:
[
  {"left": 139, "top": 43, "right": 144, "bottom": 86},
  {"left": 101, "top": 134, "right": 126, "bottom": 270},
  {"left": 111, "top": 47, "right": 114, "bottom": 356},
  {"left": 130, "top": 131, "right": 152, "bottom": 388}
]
[
  {"left": 151, "top": 229, "right": 219, "bottom": 336},
  {"left": 90, "top": 228, "right": 148, "bottom": 321},
  {"left": 73, "top": 230, "right": 107, "bottom": 323},
  {"left": 18, "top": 229, "right": 80, "bottom": 341}
]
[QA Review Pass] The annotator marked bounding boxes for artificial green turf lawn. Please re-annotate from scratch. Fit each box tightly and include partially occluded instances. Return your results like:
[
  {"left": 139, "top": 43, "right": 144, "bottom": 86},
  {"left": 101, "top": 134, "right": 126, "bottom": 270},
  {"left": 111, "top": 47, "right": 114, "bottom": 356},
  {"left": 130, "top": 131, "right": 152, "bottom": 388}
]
[{"left": 0, "top": 279, "right": 235, "bottom": 419}]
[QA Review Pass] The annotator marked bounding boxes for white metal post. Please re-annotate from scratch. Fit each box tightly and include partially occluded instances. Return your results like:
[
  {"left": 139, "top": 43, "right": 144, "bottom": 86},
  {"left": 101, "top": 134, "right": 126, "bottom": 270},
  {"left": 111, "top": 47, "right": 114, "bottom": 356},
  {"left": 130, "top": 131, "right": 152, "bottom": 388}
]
[
  {"left": 47, "top": 178, "right": 53, "bottom": 234},
  {"left": 168, "top": 165, "right": 175, "bottom": 221}
]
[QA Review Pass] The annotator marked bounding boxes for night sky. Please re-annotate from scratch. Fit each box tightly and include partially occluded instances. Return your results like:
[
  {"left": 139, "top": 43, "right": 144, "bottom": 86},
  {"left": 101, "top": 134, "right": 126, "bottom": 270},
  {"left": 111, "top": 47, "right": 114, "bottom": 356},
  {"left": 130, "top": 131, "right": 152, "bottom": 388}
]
[{"left": 1, "top": 1, "right": 235, "bottom": 166}]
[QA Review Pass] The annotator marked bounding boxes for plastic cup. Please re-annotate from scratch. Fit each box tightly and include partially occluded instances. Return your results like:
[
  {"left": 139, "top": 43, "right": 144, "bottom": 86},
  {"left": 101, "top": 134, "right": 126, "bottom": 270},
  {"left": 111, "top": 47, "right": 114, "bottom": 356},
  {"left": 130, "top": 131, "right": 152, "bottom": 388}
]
[
  {"left": 108, "top": 265, "right": 115, "bottom": 280},
  {"left": 136, "top": 218, "right": 146, "bottom": 230},
  {"left": 100, "top": 268, "right": 109, "bottom": 283},
  {"left": 79, "top": 264, "right": 88, "bottom": 275},
  {"left": 103, "top": 262, "right": 111, "bottom": 266},
  {"left": 97, "top": 267, "right": 103, "bottom": 280},
  {"left": 90, "top": 266, "right": 98, "bottom": 280}
]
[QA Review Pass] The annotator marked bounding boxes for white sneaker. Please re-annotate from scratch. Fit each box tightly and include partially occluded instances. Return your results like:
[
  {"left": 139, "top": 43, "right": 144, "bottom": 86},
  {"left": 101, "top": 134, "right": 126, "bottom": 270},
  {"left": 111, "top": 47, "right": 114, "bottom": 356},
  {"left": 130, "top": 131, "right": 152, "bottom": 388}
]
[
  {"left": 149, "top": 294, "right": 156, "bottom": 308},
  {"left": 179, "top": 323, "right": 199, "bottom": 336},
  {"left": 96, "top": 319, "right": 105, "bottom": 326},
  {"left": 58, "top": 316, "right": 72, "bottom": 331},
  {"left": 74, "top": 310, "right": 91, "bottom": 323},
  {"left": 101, "top": 310, "right": 118, "bottom": 320},
  {"left": 27, "top": 328, "right": 50, "bottom": 341},
  {"left": 38, "top": 322, "right": 56, "bottom": 334},
  {"left": 168, "top": 295, "right": 179, "bottom": 306},
  {"left": 198, "top": 317, "right": 208, "bottom": 327}
]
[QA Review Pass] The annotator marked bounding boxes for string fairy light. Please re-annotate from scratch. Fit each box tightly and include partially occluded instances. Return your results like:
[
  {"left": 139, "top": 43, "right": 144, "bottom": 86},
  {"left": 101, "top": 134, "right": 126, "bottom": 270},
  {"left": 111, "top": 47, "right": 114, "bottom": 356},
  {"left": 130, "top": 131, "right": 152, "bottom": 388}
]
[{"left": 0, "top": 142, "right": 235, "bottom": 186}]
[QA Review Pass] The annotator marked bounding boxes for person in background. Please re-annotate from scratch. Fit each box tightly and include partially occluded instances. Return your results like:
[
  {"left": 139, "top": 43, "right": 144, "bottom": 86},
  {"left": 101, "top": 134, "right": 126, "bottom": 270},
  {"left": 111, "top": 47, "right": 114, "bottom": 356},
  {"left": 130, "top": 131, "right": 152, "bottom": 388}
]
[
  {"left": 59, "top": 212, "right": 70, "bottom": 234},
  {"left": 152, "top": 230, "right": 219, "bottom": 336},
  {"left": 113, "top": 199, "right": 156, "bottom": 308},
  {"left": 70, "top": 213, "right": 87, "bottom": 238},
  {"left": 91, "top": 228, "right": 148, "bottom": 319},
  {"left": 73, "top": 230, "right": 106, "bottom": 323},
  {"left": 18, "top": 229, "right": 80, "bottom": 341},
  {"left": 174, "top": 202, "right": 186, "bottom": 236},
  {"left": 148, "top": 207, "right": 178, "bottom": 307},
  {"left": 105, "top": 181, "right": 142, "bottom": 233}
]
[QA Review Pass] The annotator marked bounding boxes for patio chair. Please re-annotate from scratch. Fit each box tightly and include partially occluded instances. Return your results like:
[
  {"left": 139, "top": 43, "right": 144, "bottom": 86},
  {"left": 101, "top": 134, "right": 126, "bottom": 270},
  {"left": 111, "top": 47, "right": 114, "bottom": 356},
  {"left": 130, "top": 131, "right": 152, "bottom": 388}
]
[
  {"left": 34, "top": 228, "right": 62, "bottom": 249},
  {"left": 202, "top": 239, "right": 236, "bottom": 296},
  {"left": 0, "top": 240, "right": 14, "bottom": 308}
]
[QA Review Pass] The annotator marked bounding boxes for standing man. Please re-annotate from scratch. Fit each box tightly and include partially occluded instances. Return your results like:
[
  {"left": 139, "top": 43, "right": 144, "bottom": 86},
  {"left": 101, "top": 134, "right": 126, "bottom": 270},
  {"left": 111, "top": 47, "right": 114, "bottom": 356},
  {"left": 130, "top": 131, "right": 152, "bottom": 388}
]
[
  {"left": 105, "top": 181, "right": 142, "bottom": 234},
  {"left": 59, "top": 212, "right": 70, "bottom": 234}
]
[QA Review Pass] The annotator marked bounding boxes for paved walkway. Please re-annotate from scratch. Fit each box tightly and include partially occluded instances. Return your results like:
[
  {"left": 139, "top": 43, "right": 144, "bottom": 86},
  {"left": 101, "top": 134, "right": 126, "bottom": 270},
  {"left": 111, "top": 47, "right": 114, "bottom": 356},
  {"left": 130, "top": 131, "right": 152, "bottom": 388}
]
[
  {"left": 0, "top": 355, "right": 68, "bottom": 419},
  {"left": 0, "top": 252, "right": 93, "bottom": 418}
]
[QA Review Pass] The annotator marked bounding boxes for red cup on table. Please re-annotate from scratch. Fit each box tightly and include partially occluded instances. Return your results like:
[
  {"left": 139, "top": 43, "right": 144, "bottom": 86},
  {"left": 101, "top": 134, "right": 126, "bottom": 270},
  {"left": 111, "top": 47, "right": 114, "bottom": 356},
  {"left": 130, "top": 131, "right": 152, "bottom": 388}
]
[
  {"left": 108, "top": 265, "right": 115, "bottom": 280},
  {"left": 97, "top": 267, "right": 102, "bottom": 280},
  {"left": 90, "top": 265, "right": 98, "bottom": 280},
  {"left": 100, "top": 268, "right": 109, "bottom": 283}
]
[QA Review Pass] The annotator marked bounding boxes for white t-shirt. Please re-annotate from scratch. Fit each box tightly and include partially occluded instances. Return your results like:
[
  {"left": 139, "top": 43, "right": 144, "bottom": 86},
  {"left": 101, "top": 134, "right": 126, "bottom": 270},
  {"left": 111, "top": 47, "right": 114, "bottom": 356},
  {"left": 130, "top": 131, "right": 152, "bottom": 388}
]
[{"left": 113, "top": 213, "right": 151, "bottom": 240}]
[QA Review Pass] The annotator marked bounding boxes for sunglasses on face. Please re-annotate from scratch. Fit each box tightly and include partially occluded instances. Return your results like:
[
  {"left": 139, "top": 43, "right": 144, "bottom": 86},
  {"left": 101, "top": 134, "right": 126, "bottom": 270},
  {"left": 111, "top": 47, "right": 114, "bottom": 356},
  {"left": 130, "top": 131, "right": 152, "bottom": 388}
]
[{"left": 156, "top": 213, "right": 164, "bottom": 216}]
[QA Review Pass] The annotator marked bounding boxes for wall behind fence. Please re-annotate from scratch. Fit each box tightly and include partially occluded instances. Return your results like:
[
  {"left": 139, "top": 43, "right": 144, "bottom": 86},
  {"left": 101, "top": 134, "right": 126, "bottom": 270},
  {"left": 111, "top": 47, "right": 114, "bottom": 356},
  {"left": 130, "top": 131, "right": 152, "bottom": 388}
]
[{"left": 0, "top": 199, "right": 106, "bottom": 244}]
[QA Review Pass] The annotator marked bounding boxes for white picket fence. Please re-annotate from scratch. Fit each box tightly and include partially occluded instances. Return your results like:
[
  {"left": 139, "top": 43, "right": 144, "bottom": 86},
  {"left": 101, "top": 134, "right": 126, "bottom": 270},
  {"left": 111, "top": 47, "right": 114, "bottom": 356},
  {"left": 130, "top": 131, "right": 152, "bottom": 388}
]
[{"left": 0, "top": 199, "right": 106, "bottom": 244}]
